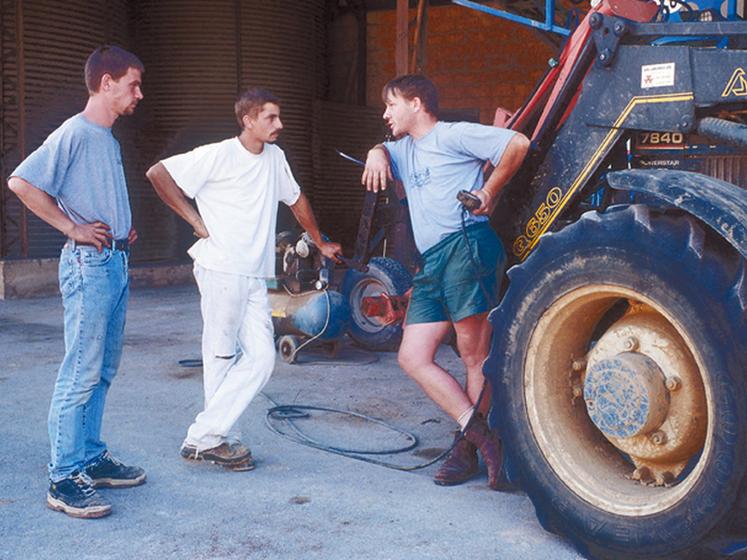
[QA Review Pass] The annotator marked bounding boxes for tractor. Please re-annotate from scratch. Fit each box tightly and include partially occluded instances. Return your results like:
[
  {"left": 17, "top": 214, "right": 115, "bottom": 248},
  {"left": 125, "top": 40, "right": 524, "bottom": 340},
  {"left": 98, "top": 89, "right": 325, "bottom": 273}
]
[{"left": 468, "top": 0, "right": 747, "bottom": 557}]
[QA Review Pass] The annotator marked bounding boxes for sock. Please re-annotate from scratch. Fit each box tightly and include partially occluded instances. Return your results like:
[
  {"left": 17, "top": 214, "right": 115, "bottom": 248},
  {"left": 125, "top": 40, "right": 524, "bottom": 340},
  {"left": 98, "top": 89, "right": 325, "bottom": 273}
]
[{"left": 457, "top": 406, "right": 475, "bottom": 430}]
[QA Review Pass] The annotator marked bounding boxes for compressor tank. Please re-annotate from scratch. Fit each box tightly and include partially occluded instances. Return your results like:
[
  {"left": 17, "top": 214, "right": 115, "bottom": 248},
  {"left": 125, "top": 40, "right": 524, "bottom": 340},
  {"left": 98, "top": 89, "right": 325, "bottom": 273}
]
[{"left": 269, "top": 290, "right": 350, "bottom": 340}]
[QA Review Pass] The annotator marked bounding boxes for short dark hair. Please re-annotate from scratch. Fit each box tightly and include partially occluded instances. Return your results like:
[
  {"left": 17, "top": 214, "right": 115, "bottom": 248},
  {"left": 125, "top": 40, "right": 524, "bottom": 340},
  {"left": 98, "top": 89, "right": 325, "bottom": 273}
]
[
  {"left": 235, "top": 88, "right": 280, "bottom": 128},
  {"left": 382, "top": 74, "right": 439, "bottom": 117},
  {"left": 85, "top": 45, "right": 144, "bottom": 93}
]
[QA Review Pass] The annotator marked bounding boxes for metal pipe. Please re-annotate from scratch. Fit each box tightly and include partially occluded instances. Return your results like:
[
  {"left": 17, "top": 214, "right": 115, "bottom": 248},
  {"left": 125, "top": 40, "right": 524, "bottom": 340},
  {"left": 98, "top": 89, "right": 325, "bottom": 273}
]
[
  {"left": 533, "top": 37, "right": 596, "bottom": 149},
  {"left": 451, "top": 0, "right": 570, "bottom": 37},
  {"left": 410, "top": 0, "right": 427, "bottom": 73},
  {"left": 628, "top": 20, "right": 747, "bottom": 36},
  {"left": 728, "top": 0, "right": 737, "bottom": 19},
  {"left": 545, "top": 0, "right": 554, "bottom": 32}
]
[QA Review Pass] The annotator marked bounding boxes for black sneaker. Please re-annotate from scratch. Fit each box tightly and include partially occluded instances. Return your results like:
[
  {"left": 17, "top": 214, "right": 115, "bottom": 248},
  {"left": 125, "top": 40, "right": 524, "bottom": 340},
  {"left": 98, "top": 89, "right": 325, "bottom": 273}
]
[
  {"left": 47, "top": 471, "right": 112, "bottom": 519},
  {"left": 84, "top": 451, "right": 147, "bottom": 488}
]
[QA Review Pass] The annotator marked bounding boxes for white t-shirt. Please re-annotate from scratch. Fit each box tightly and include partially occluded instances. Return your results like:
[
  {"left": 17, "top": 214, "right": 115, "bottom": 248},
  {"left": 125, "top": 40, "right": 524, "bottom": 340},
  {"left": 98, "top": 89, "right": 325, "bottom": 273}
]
[{"left": 162, "top": 137, "right": 301, "bottom": 277}]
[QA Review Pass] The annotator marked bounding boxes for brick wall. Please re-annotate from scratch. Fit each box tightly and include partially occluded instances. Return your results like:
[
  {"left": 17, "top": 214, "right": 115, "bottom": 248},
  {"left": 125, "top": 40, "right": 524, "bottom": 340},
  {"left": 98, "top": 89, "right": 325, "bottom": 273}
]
[{"left": 366, "top": 2, "right": 558, "bottom": 124}]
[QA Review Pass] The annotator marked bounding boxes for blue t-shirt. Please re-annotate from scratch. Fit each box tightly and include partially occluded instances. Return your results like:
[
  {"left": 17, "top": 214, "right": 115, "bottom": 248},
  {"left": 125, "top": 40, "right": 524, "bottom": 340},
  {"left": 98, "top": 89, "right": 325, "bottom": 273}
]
[
  {"left": 383, "top": 121, "right": 516, "bottom": 253},
  {"left": 10, "top": 114, "right": 132, "bottom": 240}
]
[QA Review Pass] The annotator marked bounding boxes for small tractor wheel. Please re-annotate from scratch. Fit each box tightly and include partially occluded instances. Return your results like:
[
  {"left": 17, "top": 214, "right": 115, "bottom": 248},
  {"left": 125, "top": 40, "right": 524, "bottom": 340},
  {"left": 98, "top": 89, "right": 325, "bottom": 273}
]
[
  {"left": 485, "top": 205, "right": 747, "bottom": 559},
  {"left": 344, "top": 257, "right": 412, "bottom": 351},
  {"left": 277, "top": 335, "right": 300, "bottom": 364}
]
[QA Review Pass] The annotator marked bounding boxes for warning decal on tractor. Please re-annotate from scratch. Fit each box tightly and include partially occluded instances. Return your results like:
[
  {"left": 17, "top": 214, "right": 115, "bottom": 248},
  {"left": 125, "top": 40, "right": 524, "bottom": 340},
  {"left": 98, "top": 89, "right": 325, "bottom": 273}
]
[{"left": 641, "top": 63, "right": 675, "bottom": 89}]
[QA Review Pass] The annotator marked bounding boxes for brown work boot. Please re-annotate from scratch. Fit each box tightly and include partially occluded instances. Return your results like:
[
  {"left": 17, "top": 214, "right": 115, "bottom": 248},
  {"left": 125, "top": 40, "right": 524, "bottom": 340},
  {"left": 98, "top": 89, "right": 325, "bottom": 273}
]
[
  {"left": 463, "top": 414, "right": 508, "bottom": 491},
  {"left": 223, "top": 442, "right": 256, "bottom": 471},
  {"left": 433, "top": 432, "right": 479, "bottom": 486},
  {"left": 180, "top": 441, "right": 253, "bottom": 470}
]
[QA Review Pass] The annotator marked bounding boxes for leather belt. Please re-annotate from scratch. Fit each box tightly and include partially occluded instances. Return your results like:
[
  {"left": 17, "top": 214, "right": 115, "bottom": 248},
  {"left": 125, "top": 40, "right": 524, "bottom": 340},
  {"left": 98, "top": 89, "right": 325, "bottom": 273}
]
[{"left": 68, "top": 238, "right": 129, "bottom": 251}]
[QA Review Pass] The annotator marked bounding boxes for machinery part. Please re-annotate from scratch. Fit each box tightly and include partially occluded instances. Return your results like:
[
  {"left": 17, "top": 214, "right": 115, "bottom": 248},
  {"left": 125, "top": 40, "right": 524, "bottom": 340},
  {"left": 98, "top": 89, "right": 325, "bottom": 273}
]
[
  {"left": 697, "top": 117, "right": 747, "bottom": 150},
  {"left": 335, "top": 254, "right": 369, "bottom": 273},
  {"left": 361, "top": 293, "right": 409, "bottom": 326},
  {"left": 269, "top": 290, "right": 350, "bottom": 341},
  {"left": 582, "top": 310, "right": 708, "bottom": 483},
  {"left": 608, "top": 169, "right": 747, "bottom": 260},
  {"left": 343, "top": 257, "right": 412, "bottom": 351},
  {"left": 277, "top": 335, "right": 300, "bottom": 364},
  {"left": 277, "top": 231, "right": 336, "bottom": 294},
  {"left": 457, "top": 190, "right": 481, "bottom": 211},
  {"left": 295, "top": 234, "right": 312, "bottom": 258},
  {"left": 485, "top": 205, "right": 747, "bottom": 559}
]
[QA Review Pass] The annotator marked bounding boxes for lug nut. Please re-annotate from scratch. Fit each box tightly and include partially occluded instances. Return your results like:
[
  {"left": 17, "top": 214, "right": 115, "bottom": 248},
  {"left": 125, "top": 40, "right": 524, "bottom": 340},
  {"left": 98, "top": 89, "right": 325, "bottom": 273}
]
[
  {"left": 650, "top": 430, "right": 667, "bottom": 445},
  {"left": 624, "top": 336, "right": 639, "bottom": 351},
  {"left": 655, "top": 471, "right": 675, "bottom": 487},
  {"left": 632, "top": 466, "right": 653, "bottom": 483},
  {"left": 665, "top": 376, "right": 682, "bottom": 392}
]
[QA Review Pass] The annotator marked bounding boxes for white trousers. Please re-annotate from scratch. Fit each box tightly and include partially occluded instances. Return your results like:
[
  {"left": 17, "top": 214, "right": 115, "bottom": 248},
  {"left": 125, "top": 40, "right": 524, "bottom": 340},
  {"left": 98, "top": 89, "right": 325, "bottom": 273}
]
[{"left": 185, "top": 264, "right": 276, "bottom": 450}]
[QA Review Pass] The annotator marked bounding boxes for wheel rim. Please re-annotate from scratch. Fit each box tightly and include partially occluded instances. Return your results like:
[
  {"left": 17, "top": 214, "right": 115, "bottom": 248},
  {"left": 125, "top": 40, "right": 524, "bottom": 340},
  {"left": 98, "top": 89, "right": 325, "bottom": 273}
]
[
  {"left": 279, "top": 336, "right": 297, "bottom": 363},
  {"left": 525, "top": 284, "right": 712, "bottom": 516},
  {"left": 350, "top": 277, "right": 390, "bottom": 334}
]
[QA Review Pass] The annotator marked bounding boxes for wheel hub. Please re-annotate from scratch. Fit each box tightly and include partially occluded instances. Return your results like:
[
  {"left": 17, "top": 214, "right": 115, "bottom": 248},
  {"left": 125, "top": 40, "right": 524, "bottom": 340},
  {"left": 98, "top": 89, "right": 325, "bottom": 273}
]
[
  {"left": 584, "top": 308, "right": 707, "bottom": 485},
  {"left": 584, "top": 352, "right": 669, "bottom": 439},
  {"left": 525, "top": 284, "right": 713, "bottom": 514},
  {"left": 350, "top": 278, "right": 389, "bottom": 331}
]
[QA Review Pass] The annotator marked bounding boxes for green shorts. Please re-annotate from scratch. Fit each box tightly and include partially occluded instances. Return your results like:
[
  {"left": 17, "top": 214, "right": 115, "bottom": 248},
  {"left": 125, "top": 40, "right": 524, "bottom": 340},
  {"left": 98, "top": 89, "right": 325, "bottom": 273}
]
[{"left": 406, "top": 222, "right": 506, "bottom": 325}]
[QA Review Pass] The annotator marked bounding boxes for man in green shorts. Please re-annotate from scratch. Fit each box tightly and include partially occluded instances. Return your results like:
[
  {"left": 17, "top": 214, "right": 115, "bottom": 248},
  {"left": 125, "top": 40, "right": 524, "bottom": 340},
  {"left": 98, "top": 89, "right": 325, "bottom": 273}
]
[{"left": 362, "top": 74, "right": 529, "bottom": 490}]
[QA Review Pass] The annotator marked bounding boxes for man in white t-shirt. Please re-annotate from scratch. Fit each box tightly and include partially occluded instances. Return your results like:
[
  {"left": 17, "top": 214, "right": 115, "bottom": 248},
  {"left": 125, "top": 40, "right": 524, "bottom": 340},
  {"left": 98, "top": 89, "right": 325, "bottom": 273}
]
[{"left": 146, "top": 88, "right": 341, "bottom": 470}]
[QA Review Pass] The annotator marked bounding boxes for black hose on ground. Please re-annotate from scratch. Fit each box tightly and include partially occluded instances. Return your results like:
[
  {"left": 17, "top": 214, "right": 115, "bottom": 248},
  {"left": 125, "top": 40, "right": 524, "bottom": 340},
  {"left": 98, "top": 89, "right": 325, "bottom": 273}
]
[{"left": 261, "top": 392, "right": 454, "bottom": 471}]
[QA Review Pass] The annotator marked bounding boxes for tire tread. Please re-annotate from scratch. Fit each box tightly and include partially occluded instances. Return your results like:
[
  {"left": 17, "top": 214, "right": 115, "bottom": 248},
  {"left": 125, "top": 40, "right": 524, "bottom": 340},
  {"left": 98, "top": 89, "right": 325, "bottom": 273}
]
[{"left": 487, "top": 204, "right": 747, "bottom": 560}]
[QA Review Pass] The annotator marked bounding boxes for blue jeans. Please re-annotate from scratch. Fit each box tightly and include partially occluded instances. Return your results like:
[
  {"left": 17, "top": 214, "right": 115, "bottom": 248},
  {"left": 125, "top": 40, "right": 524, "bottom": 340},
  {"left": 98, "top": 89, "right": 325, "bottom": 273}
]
[{"left": 48, "top": 242, "right": 129, "bottom": 482}]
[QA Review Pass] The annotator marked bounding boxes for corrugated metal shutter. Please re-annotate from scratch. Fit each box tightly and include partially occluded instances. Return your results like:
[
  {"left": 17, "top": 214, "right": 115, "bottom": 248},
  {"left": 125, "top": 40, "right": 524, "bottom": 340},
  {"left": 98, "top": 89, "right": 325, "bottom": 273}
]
[
  {"left": 131, "top": 0, "right": 241, "bottom": 262},
  {"left": 1, "top": 0, "right": 129, "bottom": 258},
  {"left": 312, "top": 100, "right": 388, "bottom": 253},
  {"left": 131, "top": 0, "right": 327, "bottom": 260},
  {"left": 2, "top": 1, "right": 328, "bottom": 261},
  {"left": 238, "top": 0, "right": 325, "bottom": 233},
  {"left": 0, "top": 0, "right": 22, "bottom": 257}
]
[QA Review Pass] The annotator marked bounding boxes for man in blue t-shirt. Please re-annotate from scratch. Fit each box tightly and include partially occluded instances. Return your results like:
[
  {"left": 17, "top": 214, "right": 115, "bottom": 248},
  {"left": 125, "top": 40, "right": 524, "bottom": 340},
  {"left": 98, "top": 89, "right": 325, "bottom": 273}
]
[
  {"left": 362, "top": 74, "right": 529, "bottom": 490},
  {"left": 7, "top": 46, "right": 146, "bottom": 519}
]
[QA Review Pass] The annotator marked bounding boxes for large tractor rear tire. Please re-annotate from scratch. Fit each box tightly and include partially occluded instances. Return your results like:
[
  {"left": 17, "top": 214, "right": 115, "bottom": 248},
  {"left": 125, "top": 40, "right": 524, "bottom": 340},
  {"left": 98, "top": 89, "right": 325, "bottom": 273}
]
[{"left": 485, "top": 205, "right": 747, "bottom": 559}]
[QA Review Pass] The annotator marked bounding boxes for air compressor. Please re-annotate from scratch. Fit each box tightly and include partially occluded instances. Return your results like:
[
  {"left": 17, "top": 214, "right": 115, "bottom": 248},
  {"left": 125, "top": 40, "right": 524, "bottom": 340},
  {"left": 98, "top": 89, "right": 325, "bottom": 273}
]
[
  {"left": 268, "top": 232, "right": 350, "bottom": 363},
  {"left": 268, "top": 227, "right": 414, "bottom": 363}
]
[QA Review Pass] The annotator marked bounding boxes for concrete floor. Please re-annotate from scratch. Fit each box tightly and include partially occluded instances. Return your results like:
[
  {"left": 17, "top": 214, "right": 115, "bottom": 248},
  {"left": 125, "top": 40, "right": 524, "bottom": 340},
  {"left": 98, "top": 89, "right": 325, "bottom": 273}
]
[{"left": 0, "top": 285, "right": 583, "bottom": 560}]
